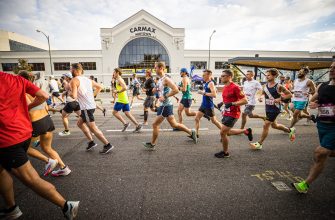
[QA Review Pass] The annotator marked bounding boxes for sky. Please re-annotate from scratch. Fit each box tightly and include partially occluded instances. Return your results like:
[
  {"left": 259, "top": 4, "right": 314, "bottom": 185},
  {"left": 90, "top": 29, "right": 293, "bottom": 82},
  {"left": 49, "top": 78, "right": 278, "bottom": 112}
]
[{"left": 0, "top": 0, "right": 335, "bottom": 51}]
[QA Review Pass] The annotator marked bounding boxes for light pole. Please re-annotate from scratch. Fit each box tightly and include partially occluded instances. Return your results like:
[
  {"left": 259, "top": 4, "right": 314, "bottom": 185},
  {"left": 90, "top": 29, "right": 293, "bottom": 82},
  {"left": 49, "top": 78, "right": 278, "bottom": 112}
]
[
  {"left": 36, "top": 29, "right": 53, "bottom": 75},
  {"left": 208, "top": 30, "right": 216, "bottom": 70}
]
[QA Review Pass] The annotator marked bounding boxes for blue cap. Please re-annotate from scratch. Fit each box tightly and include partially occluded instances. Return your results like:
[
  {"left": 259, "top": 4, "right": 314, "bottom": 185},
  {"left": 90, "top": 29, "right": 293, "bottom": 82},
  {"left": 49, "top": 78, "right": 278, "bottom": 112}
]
[{"left": 180, "top": 68, "right": 188, "bottom": 73}]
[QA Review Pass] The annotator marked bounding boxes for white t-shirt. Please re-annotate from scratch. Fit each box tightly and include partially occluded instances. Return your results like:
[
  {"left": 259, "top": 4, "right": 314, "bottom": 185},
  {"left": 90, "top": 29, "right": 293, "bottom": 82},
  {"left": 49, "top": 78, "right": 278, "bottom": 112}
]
[
  {"left": 49, "top": 79, "right": 59, "bottom": 93},
  {"left": 242, "top": 80, "right": 262, "bottom": 105},
  {"left": 77, "top": 76, "right": 96, "bottom": 110}
]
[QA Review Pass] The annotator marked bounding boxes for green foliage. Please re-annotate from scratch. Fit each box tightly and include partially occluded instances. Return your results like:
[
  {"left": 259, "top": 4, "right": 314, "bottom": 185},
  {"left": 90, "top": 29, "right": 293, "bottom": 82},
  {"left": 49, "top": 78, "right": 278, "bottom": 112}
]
[{"left": 13, "top": 59, "right": 32, "bottom": 74}]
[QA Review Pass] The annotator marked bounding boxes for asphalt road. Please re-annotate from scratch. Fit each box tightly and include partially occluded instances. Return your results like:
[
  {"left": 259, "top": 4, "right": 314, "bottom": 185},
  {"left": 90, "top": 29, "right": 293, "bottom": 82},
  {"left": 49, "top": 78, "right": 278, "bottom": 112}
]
[{"left": 3, "top": 92, "right": 335, "bottom": 220}]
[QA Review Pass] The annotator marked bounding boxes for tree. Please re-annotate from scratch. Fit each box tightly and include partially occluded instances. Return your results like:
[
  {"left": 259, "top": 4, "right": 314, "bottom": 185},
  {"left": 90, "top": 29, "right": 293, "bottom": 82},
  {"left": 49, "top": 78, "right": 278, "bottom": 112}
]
[
  {"left": 229, "top": 64, "right": 243, "bottom": 84},
  {"left": 13, "top": 59, "right": 32, "bottom": 74}
]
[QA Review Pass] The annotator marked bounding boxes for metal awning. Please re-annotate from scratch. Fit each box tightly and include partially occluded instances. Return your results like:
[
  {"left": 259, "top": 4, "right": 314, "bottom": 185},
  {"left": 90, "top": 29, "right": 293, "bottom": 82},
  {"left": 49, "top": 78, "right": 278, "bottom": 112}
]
[{"left": 228, "top": 57, "right": 333, "bottom": 71}]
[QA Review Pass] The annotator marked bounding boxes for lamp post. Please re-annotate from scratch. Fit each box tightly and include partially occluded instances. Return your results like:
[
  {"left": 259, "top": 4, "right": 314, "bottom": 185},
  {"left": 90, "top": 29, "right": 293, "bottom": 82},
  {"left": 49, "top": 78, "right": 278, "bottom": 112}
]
[
  {"left": 36, "top": 29, "right": 53, "bottom": 75},
  {"left": 208, "top": 30, "right": 216, "bottom": 70}
]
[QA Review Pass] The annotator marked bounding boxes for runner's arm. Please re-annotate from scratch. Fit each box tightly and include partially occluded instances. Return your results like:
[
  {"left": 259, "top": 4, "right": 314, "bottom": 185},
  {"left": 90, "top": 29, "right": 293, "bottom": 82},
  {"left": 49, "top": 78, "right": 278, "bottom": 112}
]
[
  {"left": 69, "top": 78, "right": 79, "bottom": 99},
  {"left": 164, "top": 77, "right": 179, "bottom": 97},
  {"left": 116, "top": 78, "right": 127, "bottom": 93},
  {"left": 181, "top": 77, "right": 188, "bottom": 92},
  {"left": 91, "top": 80, "right": 102, "bottom": 97},
  {"left": 278, "top": 85, "right": 292, "bottom": 100},
  {"left": 28, "top": 89, "right": 49, "bottom": 110},
  {"left": 307, "top": 80, "right": 316, "bottom": 95},
  {"left": 310, "top": 83, "right": 321, "bottom": 103},
  {"left": 203, "top": 82, "right": 217, "bottom": 98}
]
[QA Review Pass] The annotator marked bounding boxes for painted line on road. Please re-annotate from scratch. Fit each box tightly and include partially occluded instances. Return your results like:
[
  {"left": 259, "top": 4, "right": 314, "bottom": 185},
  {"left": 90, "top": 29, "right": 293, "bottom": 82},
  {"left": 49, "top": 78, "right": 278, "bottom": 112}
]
[{"left": 106, "top": 128, "right": 209, "bottom": 132}]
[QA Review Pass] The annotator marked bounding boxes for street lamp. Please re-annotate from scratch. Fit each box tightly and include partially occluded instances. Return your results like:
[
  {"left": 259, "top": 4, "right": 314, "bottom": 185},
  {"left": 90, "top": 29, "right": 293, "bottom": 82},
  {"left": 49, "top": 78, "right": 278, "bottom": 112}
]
[
  {"left": 208, "top": 30, "right": 216, "bottom": 70},
  {"left": 36, "top": 29, "right": 53, "bottom": 75}
]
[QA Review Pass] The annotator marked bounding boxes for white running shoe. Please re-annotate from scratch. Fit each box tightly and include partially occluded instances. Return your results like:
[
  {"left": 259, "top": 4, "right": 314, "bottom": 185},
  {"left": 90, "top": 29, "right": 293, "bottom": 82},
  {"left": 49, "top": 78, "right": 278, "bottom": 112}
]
[
  {"left": 63, "top": 201, "right": 79, "bottom": 220},
  {"left": 51, "top": 166, "right": 72, "bottom": 177},
  {"left": 59, "top": 130, "right": 71, "bottom": 136},
  {"left": 0, "top": 205, "right": 23, "bottom": 220},
  {"left": 44, "top": 158, "right": 58, "bottom": 176}
]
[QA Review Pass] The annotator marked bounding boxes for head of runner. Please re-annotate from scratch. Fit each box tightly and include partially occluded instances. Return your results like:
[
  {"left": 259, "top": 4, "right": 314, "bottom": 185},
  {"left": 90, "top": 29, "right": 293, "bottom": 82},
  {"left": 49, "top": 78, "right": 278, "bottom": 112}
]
[
  {"left": 265, "top": 68, "right": 279, "bottom": 83},
  {"left": 221, "top": 69, "right": 233, "bottom": 84},
  {"left": 70, "top": 63, "right": 84, "bottom": 78},
  {"left": 155, "top": 62, "right": 165, "bottom": 78},
  {"left": 202, "top": 69, "right": 212, "bottom": 83},
  {"left": 297, "top": 67, "right": 309, "bottom": 79},
  {"left": 245, "top": 70, "right": 254, "bottom": 81}
]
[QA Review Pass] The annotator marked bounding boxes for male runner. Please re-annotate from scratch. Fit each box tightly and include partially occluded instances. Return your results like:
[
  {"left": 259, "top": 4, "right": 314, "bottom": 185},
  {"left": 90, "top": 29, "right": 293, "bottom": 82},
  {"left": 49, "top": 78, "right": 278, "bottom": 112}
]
[
  {"left": 143, "top": 62, "right": 197, "bottom": 149},
  {"left": 130, "top": 74, "right": 144, "bottom": 108},
  {"left": 142, "top": 69, "right": 156, "bottom": 125}
]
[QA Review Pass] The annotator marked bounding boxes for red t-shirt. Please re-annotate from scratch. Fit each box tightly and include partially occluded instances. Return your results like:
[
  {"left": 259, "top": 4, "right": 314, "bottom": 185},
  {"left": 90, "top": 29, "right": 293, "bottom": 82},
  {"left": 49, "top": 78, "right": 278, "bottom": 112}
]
[
  {"left": 0, "top": 72, "right": 40, "bottom": 148},
  {"left": 221, "top": 82, "right": 245, "bottom": 119}
]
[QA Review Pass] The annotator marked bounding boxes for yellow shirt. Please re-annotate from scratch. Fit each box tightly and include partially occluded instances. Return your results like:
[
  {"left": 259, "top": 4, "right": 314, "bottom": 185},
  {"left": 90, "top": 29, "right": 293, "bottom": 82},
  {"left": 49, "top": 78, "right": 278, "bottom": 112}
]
[{"left": 116, "top": 80, "right": 129, "bottom": 104}]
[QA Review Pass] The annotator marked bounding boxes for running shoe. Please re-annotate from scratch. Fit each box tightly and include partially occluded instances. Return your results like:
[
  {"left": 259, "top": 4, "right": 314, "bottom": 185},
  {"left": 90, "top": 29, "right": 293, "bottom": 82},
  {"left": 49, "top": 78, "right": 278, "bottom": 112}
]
[
  {"left": 51, "top": 166, "right": 72, "bottom": 177},
  {"left": 310, "top": 114, "right": 317, "bottom": 123},
  {"left": 250, "top": 142, "right": 262, "bottom": 150},
  {"left": 103, "top": 108, "right": 106, "bottom": 117},
  {"left": 173, "top": 128, "right": 180, "bottom": 131},
  {"left": 44, "top": 158, "right": 58, "bottom": 176},
  {"left": 143, "top": 142, "right": 155, "bottom": 150},
  {"left": 214, "top": 151, "right": 230, "bottom": 158},
  {"left": 63, "top": 201, "right": 80, "bottom": 220},
  {"left": 292, "top": 181, "right": 309, "bottom": 194},
  {"left": 0, "top": 205, "right": 22, "bottom": 220},
  {"left": 133, "top": 124, "right": 143, "bottom": 133},
  {"left": 289, "top": 127, "right": 296, "bottom": 142},
  {"left": 122, "top": 122, "right": 130, "bottom": 132},
  {"left": 245, "top": 128, "right": 253, "bottom": 141},
  {"left": 59, "top": 130, "right": 71, "bottom": 136},
  {"left": 86, "top": 141, "right": 97, "bottom": 151},
  {"left": 191, "top": 129, "right": 198, "bottom": 144},
  {"left": 188, "top": 134, "right": 199, "bottom": 139},
  {"left": 99, "top": 143, "right": 114, "bottom": 154}
]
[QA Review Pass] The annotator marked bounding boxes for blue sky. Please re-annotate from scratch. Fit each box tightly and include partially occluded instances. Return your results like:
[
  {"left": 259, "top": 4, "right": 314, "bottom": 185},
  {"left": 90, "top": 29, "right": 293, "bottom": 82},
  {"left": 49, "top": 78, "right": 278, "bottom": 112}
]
[{"left": 0, "top": 0, "right": 334, "bottom": 51}]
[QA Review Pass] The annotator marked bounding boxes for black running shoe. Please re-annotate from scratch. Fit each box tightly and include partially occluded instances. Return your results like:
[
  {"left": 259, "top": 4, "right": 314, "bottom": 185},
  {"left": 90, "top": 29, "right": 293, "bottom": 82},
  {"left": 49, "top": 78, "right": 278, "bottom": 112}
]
[
  {"left": 122, "top": 122, "right": 130, "bottom": 132},
  {"left": 214, "top": 151, "right": 230, "bottom": 158},
  {"left": 99, "top": 143, "right": 114, "bottom": 154},
  {"left": 173, "top": 128, "right": 180, "bottom": 131},
  {"left": 86, "top": 141, "right": 97, "bottom": 151},
  {"left": 143, "top": 142, "right": 156, "bottom": 150},
  {"left": 245, "top": 128, "right": 253, "bottom": 141},
  {"left": 203, "top": 114, "right": 210, "bottom": 121},
  {"left": 103, "top": 108, "right": 106, "bottom": 117},
  {"left": 310, "top": 114, "right": 317, "bottom": 123}
]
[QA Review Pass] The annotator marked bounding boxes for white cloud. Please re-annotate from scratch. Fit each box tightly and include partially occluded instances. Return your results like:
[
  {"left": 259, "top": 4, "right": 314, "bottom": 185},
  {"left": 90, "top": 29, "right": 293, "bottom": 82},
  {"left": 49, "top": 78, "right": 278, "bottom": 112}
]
[{"left": 0, "top": 0, "right": 334, "bottom": 51}]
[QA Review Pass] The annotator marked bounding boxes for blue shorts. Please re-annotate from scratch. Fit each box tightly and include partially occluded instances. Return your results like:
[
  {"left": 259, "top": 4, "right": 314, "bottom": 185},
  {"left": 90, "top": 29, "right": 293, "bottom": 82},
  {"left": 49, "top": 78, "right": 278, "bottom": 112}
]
[
  {"left": 293, "top": 101, "right": 308, "bottom": 110},
  {"left": 157, "top": 105, "right": 173, "bottom": 117},
  {"left": 317, "top": 122, "right": 335, "bottom": 150},
  {"left": 180, "top": 98, "right": 192, "bottom": 108},
  {"left": 114, "top": 102, "right": 130, "bottom": 112}
]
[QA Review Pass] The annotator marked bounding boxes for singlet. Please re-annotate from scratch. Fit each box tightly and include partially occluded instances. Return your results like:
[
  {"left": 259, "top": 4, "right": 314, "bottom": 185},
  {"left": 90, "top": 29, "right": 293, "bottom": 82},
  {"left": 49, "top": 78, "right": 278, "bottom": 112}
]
[
  {"left": 144, "top": 77, "right": 155, "bottom": 96},
  {"left": 157, "top": 76, "right": 172, "bottom": 106},
  {"left": 243, "top": 80, "right": 262, "bottom": 106},
  {"left": 76, "top": 76, "right": 96, "bottom": 110},
  {"left": 49, "top": 79, "right": 59, "bottom": 92},
  {"left": 264, "top": 83, "right": 281, "bottom": 113},
  {"left": 181, "top": 77, "right": 192, "bottom": 100},
  {"left": 116, "top": 79, "right": 129, "bottom": 104},
  {"left": 317, "top": 81, "right": 335, "bottom": 122},
  {"left": 201, "top": 81, "right": 214, "bottom": 109},
  {"left": 292, "top": 78, "right": 309, "bottom": 101}
]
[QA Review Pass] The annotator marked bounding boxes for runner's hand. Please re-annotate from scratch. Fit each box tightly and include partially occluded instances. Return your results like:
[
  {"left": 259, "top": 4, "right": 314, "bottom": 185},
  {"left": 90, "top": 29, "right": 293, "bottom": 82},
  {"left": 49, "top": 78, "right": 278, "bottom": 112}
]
[
  {"left": 198, "top": 90, "right": 205, "bottom": 95},
  {"left": 309, "top": 101, "right": 318, "bottom": 109},
  {"left": 274, "top": 98, "right": 281, "bottom": 104}
]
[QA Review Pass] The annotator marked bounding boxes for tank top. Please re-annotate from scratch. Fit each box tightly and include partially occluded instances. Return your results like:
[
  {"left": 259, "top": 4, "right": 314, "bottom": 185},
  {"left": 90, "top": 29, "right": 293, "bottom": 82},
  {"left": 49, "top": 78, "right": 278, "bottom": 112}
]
[
  {"left": 116, "top": 79, "right": 129, "bottom": 104},
  {"left": 157, "top": 76, "right": 172, "bottom": 106},
  {"left": 181, "top": 78, "right": 192, "bottom": 99},
  {"left": 293, "top": 78, "right": 309, "bottom": 101},
  {"left": 27, "top": 94, "right": 49, "bottom": 122},
  {"left": 317, "top": 81, "right": 335, "bottom": 122},
  {"left": 76, "top": 76, "right": 96, "bottom": 110},
  {"left": 201, "top": 81, "right": 214, "bottom": 109},
  {"left": 264, "top": 83, "right": 281, "bottom": 113}
]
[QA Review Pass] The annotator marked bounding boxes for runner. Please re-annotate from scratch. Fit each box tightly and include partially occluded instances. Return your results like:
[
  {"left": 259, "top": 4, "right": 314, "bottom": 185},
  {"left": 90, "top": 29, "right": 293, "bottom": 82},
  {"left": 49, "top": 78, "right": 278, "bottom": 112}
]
[
  {"left": 58, "top": 73, "right": 81, "bottom": 136},
  {"left": 215, "top": 69, "right": 252, "bottom": 158},
  {"left": 48, "top": 75, "right": 64, "bottom": 104},
  {"left": 195, "top": 70, "right": 222, "bottom": 138},
  {"left": 240, "top": 70, "right": 266, "bottom": 129},
  {"left": 130, "top": 74, "right": 144, "bottom": 108},
  {"left": 89, "top": 75, "right": 106, "bottom": 116},
  {"left": 18, "top": 71, "right": 71, "bottom": 177},
  {"left": 142, "top": 69, "right": 156, "bottom": 126},
  {"left": 69, "top": 63, "right": 114, "bottom": 154},
  {"left": 290, "top": 67, "right": 316, "bottom": 128},
  {"left": 0, "top": 71, "right": 79, "bottom": 219},
  {"left": 292, "top": 61, "right": 335, "bottom": 193},
  {"left": 281, "top": 76, "right": 293, "bottom": 120},
  {"left": 142, "top": 62, "right": 197, "bottom": 149},
  {"left": 112, "top": 68, "right": 143, "bottom": 132},
  {"left": 177, "top": 68, "right": 196, "bottom": 124},
  {"left": 250, "top": 68, "right": 295, "bottom": 150}
]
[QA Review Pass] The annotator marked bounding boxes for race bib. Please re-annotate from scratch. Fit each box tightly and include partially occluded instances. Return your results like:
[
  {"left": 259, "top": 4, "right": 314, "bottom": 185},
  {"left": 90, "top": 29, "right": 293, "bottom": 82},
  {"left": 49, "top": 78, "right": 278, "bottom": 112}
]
[
  {"left": 318, "top": 105, "right": 335, "bottom": 117},
  {"left": 265, "top": 99, "right": 275, "bottom": 105},
  {"left": 294, "top": 91, "right": 306, "bottom": 98}
]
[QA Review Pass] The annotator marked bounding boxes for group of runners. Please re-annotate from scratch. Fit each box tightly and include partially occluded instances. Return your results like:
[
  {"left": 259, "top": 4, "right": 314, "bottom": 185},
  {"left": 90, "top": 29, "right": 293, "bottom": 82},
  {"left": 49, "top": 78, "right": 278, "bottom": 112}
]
[{"left": 0, "top": 61, "right": 334, "bottom": 219}]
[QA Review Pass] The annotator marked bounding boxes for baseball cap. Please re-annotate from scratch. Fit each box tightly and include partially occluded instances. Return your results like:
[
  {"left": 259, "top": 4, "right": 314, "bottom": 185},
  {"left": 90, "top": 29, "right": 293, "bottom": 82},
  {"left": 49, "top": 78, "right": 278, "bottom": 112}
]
[
  {"left": 62, "top": 72, "right": 73, "bottom": 78},
  {"left": 180, "top": 68, "right": 188, "bottom": 73}
]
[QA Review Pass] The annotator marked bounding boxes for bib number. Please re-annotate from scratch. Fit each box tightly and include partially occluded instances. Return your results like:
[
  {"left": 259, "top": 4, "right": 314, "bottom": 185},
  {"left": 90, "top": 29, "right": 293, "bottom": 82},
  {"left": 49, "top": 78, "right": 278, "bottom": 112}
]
[
  {"left": 318, "top": 105, "right": 335, "bottom": 117},
  {"left": 265, "top": 99, "right": 275, "bottom": 105}
]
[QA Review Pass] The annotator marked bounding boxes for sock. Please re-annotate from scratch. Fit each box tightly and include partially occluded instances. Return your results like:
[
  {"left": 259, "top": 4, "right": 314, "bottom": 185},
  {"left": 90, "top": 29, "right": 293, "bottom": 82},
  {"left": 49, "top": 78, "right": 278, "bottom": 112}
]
[
  {"left": 62, "top": 201, "right": 68, "bottom": 213},
  {"left": 144, "top": 111, "right": 149, "bottom": 121},
  {"left": 89, "top": 140, "right": 94, "bottom": 145}
]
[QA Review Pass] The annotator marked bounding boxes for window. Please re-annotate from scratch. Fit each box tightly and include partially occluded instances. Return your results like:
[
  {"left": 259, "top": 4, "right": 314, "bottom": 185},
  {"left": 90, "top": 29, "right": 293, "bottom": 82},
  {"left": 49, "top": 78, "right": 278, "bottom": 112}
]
[
  {"left": 54, "top": 62, "right": 70, "bottom": 71},
  {"left": 80, "top": 62, "right": 97, "bottom": 70},
  {"left": 29, "top": 63, "right": 45, "bottom": 71},
  {"left": 1, "top": 63, "right": 18, "bottom": 71},
  {"left": 190, "top": 61, "right": 207, "bottom": 70},
  {"left": 215, "top": 61, "right": 229, "bottom": 69}
]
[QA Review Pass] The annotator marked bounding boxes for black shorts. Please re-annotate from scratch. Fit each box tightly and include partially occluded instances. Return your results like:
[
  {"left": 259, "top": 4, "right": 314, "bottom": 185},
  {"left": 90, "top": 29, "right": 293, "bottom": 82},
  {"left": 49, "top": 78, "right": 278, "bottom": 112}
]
[
  {"left": 266, "top": 111, "right": 280, "bottom": 122},
  {"left": 81, "top": 109, "right": 95, "bottom": 122},
  {"left": 221, "top": 116, "right": 238, "bottom": 128},
  {"left": 32, "top": 115, "right": 55, "bottom": 137},
  {"left": 199, "top": 106, "right": 215, "bottom": 117},
  {"left": 157, "top": 105, "right": 173, "bottom": 117},
  {"left": 63, "top": 101, "right": 80, "bottom": 113},
  {"left": 144, "top": 96, "right": 155, "bottom": 108},
  {"left": 133, "top": 88, "right": 140, "bottom": 96},
  {"left": 52, "top": 92, "right": 60, "bottom": 97},
  {"left": 180, "top": 98, "right": 192, "bottom": 108},
  {"left": 243, "top": 105, "right": 255, "bottom": 116},
  {"left": 0, "top": 138, "right": 30, "bottom": 171}
]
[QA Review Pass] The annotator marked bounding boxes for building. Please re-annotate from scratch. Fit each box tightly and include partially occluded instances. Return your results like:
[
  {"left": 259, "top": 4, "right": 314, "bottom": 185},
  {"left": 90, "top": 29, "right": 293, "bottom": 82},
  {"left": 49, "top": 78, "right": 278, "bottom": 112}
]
[{"left": 1, "top": 10, "right": 334, "bottom": 86}]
